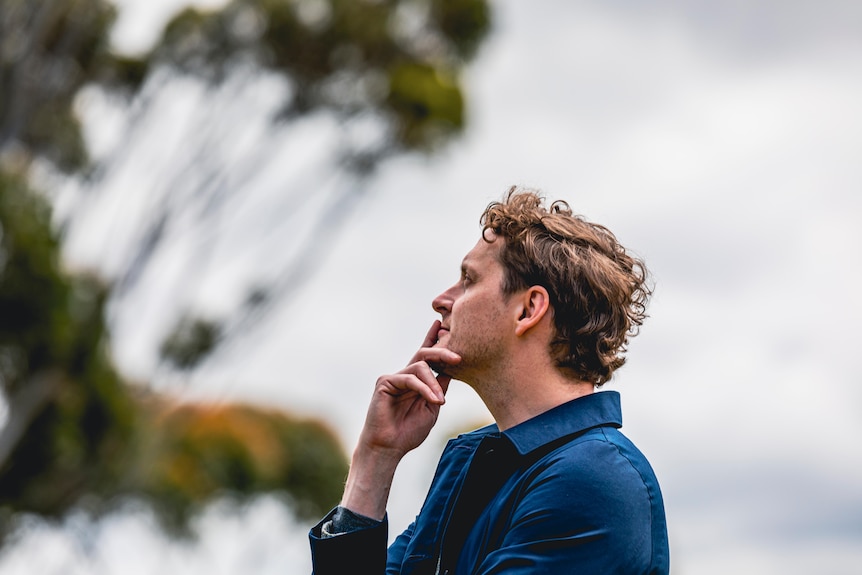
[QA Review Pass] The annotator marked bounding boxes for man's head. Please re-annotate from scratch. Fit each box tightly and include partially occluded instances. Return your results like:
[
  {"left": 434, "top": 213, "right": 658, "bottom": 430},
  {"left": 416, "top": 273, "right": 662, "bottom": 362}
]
[{"left": 479, "top": 187, "right": 651, "bottom": 385}]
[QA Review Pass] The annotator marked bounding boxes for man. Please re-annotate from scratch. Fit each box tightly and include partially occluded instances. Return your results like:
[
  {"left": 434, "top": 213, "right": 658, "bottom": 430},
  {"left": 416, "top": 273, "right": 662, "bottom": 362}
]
[{"left": 309, "top": 188, "right": 669, "bottom": 574}]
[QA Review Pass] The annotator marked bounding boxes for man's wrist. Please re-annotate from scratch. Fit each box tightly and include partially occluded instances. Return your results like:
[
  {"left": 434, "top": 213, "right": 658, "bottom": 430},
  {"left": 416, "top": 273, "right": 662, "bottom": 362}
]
[{"left": 340, "top": 445, "right": 403, "bottom": 520}]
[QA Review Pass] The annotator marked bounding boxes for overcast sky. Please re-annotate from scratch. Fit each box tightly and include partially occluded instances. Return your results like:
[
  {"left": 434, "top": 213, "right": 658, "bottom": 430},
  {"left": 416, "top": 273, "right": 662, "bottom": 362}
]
[{"left": 4, "top": 1, "right": 862, "bottom": 573}]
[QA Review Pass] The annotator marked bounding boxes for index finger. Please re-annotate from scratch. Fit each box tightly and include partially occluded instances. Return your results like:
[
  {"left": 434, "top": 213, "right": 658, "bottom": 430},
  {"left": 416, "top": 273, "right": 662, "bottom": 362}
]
[
  {"left": 410, "top": 321, "right": 461, "bottom": 368},
  {"left": 420, "top": 320, "right": 442, "bottom": 348}
]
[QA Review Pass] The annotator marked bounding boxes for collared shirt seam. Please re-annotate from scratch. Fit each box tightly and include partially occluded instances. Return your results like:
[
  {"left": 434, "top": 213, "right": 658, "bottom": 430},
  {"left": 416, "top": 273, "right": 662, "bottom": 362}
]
[
  {"left": 502, "top": 392, "right": 623, "bottom": 454},
  {"left": 598, "top": 427, "right": 658, "bottom": 569}
]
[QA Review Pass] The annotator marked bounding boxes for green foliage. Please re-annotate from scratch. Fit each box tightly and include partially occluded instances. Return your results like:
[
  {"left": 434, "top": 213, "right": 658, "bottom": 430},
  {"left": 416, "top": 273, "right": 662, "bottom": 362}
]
[
  {"left": 159, "top": 316, "right": 222, "bottom": 371},
  {"left": 0, "top": 175, "right": 348, "bottom": 539},
  {"left": 0, "top": 172, "right": 136, "bottom": 521},
  {"left": 0, "top": 174, "right": 62, "bottom": 363},
  {"left": 388, "top": 62, "right": 463, "bottom": 147},
  {"left": 432, "top": 0, "right": 492, "bottom": 59},
  {"left": 147, "top": 0, "right": 491, "bottom": 151},
  {"left": 0, "top": 0, "right": 140, "bottom": 172},
  {"left": 4, "top": 0, "right": 492, "bottom": 377},
  {"left": 134, "top": 399, "right": 347, "bottom": 532},
  {"left": 0, "top": 0, "right": 490, "bottom": 545}
]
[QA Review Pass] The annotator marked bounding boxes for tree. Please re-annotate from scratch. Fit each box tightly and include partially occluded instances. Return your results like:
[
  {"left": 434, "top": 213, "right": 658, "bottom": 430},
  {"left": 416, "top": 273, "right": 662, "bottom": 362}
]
[
  {"left": 56, "top": 0, "right": 492, "bottom": 375},
  {"left": 0, "top": 169, "right": 348, "bottom": 540},
  {"left": 0, "top": 170, "right": 135, "bottom": 522},
  {"left": 0, "top": 0, "right": 126, "bottom": 173},
  {"left": 0, "top": 0, "right": 490, "bottom": 546}
]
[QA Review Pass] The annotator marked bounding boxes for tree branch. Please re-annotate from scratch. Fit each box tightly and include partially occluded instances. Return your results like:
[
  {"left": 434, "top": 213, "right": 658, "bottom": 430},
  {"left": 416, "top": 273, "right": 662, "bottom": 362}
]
[{"left": 0, "top": 370, "right": 63, "bottom": 470}]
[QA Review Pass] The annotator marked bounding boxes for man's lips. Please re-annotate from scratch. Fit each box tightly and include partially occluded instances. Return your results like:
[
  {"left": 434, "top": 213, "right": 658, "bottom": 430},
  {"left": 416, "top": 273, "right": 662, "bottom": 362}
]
[{"left": 435, "top": 327, "right": 449, "bottom": 345}]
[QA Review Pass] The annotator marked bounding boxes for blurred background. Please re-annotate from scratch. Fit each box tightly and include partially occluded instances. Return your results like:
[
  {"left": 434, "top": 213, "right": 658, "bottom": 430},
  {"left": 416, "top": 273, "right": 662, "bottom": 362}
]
[{"left": 1, "top": 0, "right": 861, "bottom": 573}]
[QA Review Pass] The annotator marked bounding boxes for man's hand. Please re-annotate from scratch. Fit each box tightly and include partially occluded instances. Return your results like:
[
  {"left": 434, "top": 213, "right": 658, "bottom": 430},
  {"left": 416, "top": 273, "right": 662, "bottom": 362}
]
[
  {"left": 359, "top": 320, "right": 461, "bottom": 456},
  {"left": 341, "top": 321, "right": 461, "bottom": 520}
]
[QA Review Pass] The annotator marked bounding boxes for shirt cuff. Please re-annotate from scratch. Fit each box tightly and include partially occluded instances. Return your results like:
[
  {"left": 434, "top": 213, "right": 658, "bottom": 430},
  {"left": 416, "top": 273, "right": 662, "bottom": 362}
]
[
  {"left": 309, "top": 507, "right": 389, "bottom": 574},
  {"left": 319, "top": 506, "right": 383, "bottom": 538}
]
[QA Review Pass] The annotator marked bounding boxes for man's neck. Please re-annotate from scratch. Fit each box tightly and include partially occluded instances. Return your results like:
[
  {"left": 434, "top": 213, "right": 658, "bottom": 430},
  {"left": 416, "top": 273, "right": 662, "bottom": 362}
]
[{"left": 472, "top": 364, "right": 595, "bottom": 431}]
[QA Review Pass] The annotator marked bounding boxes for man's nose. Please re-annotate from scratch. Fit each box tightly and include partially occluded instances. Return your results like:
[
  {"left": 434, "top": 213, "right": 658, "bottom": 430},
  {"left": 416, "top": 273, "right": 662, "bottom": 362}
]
[{"left": 432, "top": 286, "right": 455, "bottom": 314}]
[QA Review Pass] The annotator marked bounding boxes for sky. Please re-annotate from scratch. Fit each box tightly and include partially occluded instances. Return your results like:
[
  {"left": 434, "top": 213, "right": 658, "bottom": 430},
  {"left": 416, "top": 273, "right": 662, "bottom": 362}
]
[{"left": 3, "top": 0, "right": 862, "bottom": 573}]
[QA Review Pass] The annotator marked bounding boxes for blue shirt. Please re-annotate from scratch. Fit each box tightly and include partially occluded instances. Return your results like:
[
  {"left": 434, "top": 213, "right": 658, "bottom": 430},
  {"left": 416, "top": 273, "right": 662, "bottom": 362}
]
[{"left": 310, "top": 391, "right": 669, "bottom": 574}]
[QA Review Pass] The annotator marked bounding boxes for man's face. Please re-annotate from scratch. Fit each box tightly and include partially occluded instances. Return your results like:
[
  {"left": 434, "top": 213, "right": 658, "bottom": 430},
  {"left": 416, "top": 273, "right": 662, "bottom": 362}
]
[{"left": 431, "top": 234, "right": 515, "bottom": 382}]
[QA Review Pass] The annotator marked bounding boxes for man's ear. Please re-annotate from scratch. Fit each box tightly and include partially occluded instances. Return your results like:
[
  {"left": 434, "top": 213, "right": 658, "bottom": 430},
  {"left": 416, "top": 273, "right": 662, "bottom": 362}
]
[{"left": 514, "top": 286, "right": 550, "bottom": 336}]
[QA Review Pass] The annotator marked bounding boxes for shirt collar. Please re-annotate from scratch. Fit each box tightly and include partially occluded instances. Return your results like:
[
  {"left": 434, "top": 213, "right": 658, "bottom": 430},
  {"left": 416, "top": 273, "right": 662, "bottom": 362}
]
[{"left": 500, "top": 391, "right": 623, "bottom": 455}]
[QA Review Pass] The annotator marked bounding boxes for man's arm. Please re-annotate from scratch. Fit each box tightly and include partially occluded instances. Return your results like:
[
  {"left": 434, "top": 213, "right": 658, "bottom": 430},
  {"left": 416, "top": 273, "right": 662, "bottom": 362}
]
[
  {"left": 309, "top": 321, "right": 460, "bottom": 573},
  {"left": 342, "top": 320, "right": 459, "bottom": 519}
]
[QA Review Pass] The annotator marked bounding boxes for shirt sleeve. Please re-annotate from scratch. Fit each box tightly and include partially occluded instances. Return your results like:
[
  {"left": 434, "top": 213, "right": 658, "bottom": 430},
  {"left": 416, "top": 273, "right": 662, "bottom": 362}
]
[{"left": 309, "top": 507, "right": 389, "bottom": 574}]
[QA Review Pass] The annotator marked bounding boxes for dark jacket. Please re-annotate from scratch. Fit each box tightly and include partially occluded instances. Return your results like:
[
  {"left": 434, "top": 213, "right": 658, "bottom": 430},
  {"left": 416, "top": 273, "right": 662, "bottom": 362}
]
[{"left": 310, "top": 391, "right": 669, "bottom": 574}]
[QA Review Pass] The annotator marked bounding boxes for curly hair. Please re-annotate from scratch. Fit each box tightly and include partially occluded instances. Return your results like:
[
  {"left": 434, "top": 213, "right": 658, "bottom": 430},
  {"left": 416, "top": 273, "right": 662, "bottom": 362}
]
[{"left": 481, "top": 187, "right": 652, "bottom": 385}]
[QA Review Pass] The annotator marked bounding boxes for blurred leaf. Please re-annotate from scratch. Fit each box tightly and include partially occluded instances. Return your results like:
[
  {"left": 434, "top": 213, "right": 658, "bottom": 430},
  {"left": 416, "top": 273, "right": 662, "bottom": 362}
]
[
  {"left": 133, "top": 398, "right": 347, "bottom": 533},
  {"left": 432, "top": 0, "right": 492, "bottom": 60},
  {"left": 160, "top": 316, "right": 222, "bottom": 371},
  {"left": 0, "top": 0, "right": 119, "bottom": 171},
  {"left": 0, "top": 172, "right": 136, "bottom": 522},
  {"left": 147, "top": 0, "right": 489, "bottom": 149},
  {"left": 388, "top": 62, "right": 464, "bottom": 149}
]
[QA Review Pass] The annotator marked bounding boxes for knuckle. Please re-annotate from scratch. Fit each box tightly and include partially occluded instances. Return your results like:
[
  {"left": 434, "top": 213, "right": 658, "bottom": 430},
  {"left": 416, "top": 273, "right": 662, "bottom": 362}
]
[
  {"left": 406, "top": 360, "right": 428, "bottom": 372},
  {"left": 375, "top": 374, "right": 395, "bottom": 388}
]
